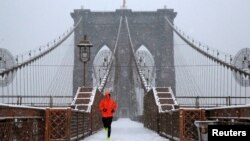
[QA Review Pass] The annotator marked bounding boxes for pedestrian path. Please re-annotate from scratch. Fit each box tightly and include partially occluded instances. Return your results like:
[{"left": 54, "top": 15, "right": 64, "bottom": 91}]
[{"left": 82, "top": 118, "right": 169, "bottom": 141}]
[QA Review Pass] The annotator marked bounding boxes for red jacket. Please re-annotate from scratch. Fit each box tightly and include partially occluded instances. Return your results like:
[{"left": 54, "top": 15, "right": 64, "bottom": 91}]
[{"left": 99, "top": 95, "right": 117, "bottom": 118}]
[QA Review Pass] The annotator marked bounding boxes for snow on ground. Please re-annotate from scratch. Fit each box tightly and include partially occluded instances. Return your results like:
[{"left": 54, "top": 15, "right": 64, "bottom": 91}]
[{"left": 82, "top": 118, "right": 169, "bottom": 141}]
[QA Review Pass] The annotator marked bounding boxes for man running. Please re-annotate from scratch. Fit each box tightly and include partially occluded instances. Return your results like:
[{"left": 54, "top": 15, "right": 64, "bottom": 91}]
[{"left": 99, "top": 90, "right": 117, "bottom": 140}]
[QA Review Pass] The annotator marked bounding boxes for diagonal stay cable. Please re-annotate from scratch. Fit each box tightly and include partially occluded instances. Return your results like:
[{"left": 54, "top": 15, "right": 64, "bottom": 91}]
[
  {"left": 125, "top": 16, "right": 151, "bottom": 92},
  {"left": 98, "top": 17, "right": 123, "bottom": 92}
]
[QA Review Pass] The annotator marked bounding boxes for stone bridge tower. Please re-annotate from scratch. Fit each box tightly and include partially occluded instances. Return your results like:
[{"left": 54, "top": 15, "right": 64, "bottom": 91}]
[{"left": 71, "top": 8, "right": 177, "bottom": 117}]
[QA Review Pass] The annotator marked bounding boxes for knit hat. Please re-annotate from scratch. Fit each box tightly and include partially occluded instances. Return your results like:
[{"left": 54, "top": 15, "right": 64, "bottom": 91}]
[{"left": 105, "top": 90, "right": 111, "bottom": 96}]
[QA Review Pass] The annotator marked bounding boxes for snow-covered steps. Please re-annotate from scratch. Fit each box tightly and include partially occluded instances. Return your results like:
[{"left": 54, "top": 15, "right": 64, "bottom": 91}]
[
  {"left": 153, "top": 87, "right": 179, "bottom": 112},
  {"left": 71, "top": 87, "right": 96, "bottom": 112}
]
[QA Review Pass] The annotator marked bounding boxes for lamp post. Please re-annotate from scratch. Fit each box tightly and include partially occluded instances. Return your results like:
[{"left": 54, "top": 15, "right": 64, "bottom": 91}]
[{"left": 77, "top": 35, "right": 93, "bottom": 86}]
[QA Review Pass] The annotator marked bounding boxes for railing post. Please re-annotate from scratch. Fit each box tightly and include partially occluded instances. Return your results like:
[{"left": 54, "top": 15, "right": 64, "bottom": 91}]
[
  {"left": 195, "top": 96, "right": 199, "bottom": 108},
  {"left": 201, "top": 109, "right": 206, "bottom": 120},
  {"left": 20, "top": 96, "right": 22, "bottom": 105},
  {"left": 67, "top": 108, "right": 72, "bottom": 140},
  {"left": 156, "top": 112, "right": 160, "bottom": 134},
  {"left": 82, "top": 112, "right": 85, "bottom": 139},
  {"left": 17, "top": 96, "right": 22, "bottom": 105},
  {"left": 45, "top": 108, "right": 50, "bottom": 141},
  {"left": 17, "top": 96, "right": 19, "bottom": 105},
  {"left": 179, "top": 109, "right": 184, "bottom": 141},
  {"left": 77, "top": 111, "right": 79, "bottom": 140},
  {"left": 227, "top": 96, "right": 231, "bottom": 106},
  {"left": 49, "top": 96, "right": 53, "bottom": 107},
  {"left": 90, "top": 109, "right": 93, "bottom": 135},
  {"left": 170, "top": 112, "right": 173, "bottom": 139}
]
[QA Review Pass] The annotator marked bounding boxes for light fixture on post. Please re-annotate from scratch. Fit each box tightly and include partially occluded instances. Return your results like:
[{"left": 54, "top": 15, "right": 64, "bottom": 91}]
[{"left": 77, "top": 35, "right": 93, "bottom": 86}]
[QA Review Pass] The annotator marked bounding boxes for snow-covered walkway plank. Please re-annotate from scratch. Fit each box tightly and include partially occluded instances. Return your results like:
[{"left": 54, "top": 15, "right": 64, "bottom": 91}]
[{"left": 82, "top": 118, "right": 169, "bottom": 141}]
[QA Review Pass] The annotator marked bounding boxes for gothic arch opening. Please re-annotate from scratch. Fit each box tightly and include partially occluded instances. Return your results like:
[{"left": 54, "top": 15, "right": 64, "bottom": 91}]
[
  {"left": 92, "top": 45, "right": 114, "bottom": 91},
  {"left": 134, "top": 45, "right": 156, "bottom": 115}
]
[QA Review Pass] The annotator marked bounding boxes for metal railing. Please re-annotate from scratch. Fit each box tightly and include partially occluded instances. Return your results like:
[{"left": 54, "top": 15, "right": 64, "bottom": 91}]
[
  {"left": 176, "top": 96, "right": 250, "bottom": 107},
  {"left": 143, "top": 90, "right": 250, "bottom": 141},
  {"left": 0, "top": 88, "right": 103, "bottom": 141},
  {"left": 0, "top": 95, "right": 73, "bottom": 107},
  {"left": 143, "top": 89, "right": 206, "bottom": 141}
]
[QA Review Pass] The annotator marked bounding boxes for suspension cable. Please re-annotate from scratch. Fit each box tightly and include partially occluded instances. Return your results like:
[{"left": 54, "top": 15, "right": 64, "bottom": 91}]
[
  {"left": 98, "top": 17, "right": 123, "bottom": 92},
  {"left": 165, "top": 16, "right": 250, "bottom": 77},
  {"left": 125, "top": 16, "right": 151, "bottom": 92},
  {"left": 0, "top": 18, "right": 82, "bottom": 76}
]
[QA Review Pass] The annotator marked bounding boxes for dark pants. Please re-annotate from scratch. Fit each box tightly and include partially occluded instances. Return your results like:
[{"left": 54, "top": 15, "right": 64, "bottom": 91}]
[{"left": 102, "top": 117, "right": 113, "bottom": 138}]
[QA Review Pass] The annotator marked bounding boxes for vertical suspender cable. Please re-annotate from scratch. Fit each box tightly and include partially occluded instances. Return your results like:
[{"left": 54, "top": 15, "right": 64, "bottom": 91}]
[
  {"left": 222, "top": 65, "right": 224, "bottom": 105},
  {"left": 216, "top": 62, "right": 219, "bottom": 105},
  {"left": 201, "top": 51, "right": 206, "bottom": 104},
  {"left": 220, "top": 65, "right": 222, "bottom": 104},
  {"left": 240, "top": 73, "right": 242, "bottom": 104},
  {"left": 231, "top": 70, "right": 233, "bottom": 104},
  {"left": 213, "top": 62, "right": 219, "bottom": 105},
  {"left": 205, "top": 51, "right": 208, "bottom": 99},
  {"left": 209, "top": 51, "right": 212, "bottom": 98},
  {"left": 235, "top": 71, "right": 237, "bottom": 104},
  {"left": 23, "top": 62, "right": 26, "bottom": 102},
  {"left": 34, "top": 60, "right": 37, "bottom": 104},
  {"left": 37, "top": 58, "right": 40, "bottom": 104},
  {"left": 213, "top": 51, "right": 216, "bottom": 102},
  {"left": 11, "top": 71, "right": 14, "bottom": 104},
  {"left": 207, "top": 50, "right": 210, "bottom": 99},
  {"left": 40, "top": 58, "right": 43, "bottom": 105},
  {"left": 223, "top": 55, "right": 228, "bottom": 104},
  {"left": 1, "top": 76, "right": 3, "bottom": 103},
  {"left": 26, "top": 63, "right": 29, "bottom": 102},
  {"left": 42, "top": 59, "right": 45, "bottom": 102},
  {"left": 45, "top": 57, "right": 48, "bottom": 105},
  {"left": 16, "top": 69, "right": 18, "bottom": 104},
  {"left": 29, "top": 59, "right": 32, "bottom": 101},
  {"left": 223, "top": 56, "right": 226, "bottom": 105},
  {"left": 7, "top": 74, "right": 9, "bottom": 104},
  {"left": 245, "top": 75, "right": 247, "bottom": 104},
  {"left": 19, "top": 67, "right": 22, "bottom": 103},
  {"left": 230, "top": 57, "right": 233, "bottom": 104},
  {"left": 247, "top": 76, "right": 250, "bottom": 103},
  {"left": 213, "top": 50, "right": 216, "bottom": 104},
  {"left": 32, "top": 51, "right": 35, "bottom": 100},
  {"left": 226, "top": 55, "right": 229, "bottom": 104}
]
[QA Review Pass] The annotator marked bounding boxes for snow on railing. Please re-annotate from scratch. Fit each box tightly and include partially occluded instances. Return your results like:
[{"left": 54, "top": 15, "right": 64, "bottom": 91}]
[
  {"left": 71, "top": 87, "right": 97, "bottom": 113},
  {"left": 86, "top": 87, "right": 97, "bottom": 113},
  {"left": 169, "top": 87, "right": 178, "bottom": 109},
  {"left": 153, "top": 87, "right": 178, "bottom": 113},
  {"left": 71, "top": 87, "right": 81, "bottom": 106},
  {"left": 152, "top": 87, "right": 163, "bottom": 112}
]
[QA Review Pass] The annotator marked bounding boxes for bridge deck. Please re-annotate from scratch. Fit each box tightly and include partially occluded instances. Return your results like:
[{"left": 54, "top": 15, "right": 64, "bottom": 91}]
[{"left": 82, "top": 118, "right": 169, "bottom": 141}]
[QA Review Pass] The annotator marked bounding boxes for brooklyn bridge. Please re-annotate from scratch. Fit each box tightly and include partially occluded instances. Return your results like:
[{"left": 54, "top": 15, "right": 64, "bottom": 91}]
[{"left": 0, "top": 1, "right": 250, "bottom": 141}]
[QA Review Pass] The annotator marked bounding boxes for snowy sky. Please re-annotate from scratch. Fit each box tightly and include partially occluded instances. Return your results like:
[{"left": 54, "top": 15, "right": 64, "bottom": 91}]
[{"left": 0, "top": 0, "right": 250, "bottom": 56}]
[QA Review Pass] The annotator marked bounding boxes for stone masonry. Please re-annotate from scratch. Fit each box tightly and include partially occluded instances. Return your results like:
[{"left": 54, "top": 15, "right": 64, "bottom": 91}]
[{"left": 71, "top": 8, "right": 177, "bottom": 117}]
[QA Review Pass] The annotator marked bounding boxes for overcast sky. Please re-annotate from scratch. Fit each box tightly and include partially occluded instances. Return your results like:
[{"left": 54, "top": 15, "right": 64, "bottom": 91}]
[{"left": 0, "top": 0, "right": 250, "bottom": 56}]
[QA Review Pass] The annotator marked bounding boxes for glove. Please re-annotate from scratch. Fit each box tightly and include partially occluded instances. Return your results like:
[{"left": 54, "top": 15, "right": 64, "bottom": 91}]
[
  {"left": 103, "top": 108, "right": 107, "bottom": 112},
  {"left": 111, "top": 109, "right": 115, "bottom": 113}
]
